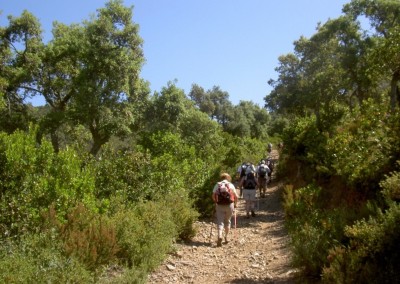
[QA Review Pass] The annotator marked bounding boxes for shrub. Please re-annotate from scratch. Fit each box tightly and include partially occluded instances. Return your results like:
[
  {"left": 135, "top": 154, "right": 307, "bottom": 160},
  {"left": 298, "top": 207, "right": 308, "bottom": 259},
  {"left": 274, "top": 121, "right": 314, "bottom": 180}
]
[
  {"left": 55, "top": 203, "right": 119, "bottom": 271},
  {"left": 163, "top": 193, "right": 199, "bottom": 240},
  {"left": 0, "top": 232, "right": 92, "bottom": 283},
  {"left": 284, "top": 184, "right": 362, "bottom": 278},
  {"left": 0, "top": 128, "right": 97, "bottom": 238},
  {"left": 323, "top": 172, "right": 400, "bottom": 283},
  {"left": 113, "top": 201, "right": 177, "bottom": 274},
  {"left": 380, "top": 162, "right": 400, "bottom": 202}
]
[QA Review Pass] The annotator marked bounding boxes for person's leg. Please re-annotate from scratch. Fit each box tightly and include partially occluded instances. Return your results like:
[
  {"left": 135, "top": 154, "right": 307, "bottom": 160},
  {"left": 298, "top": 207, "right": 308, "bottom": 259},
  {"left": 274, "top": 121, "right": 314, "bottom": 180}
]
[
  {"left": 239, "top": 177, "right": 244, "bottom": 198},
  {"left": 215, "top": 206, "right": 224, "bottom": 246},
  {"left": 262, "top": 178, "right": 267, "bottom": 197},
  {"left": 223, "top": 205, "right": 233, "bottom": 243},
  {"left": 243, "top": 189, "right": 251, "bottom": 218},
  {"left": 257, "top": 177, "right": 263, "bottom": 197},
  {"left": 250, "top": 190, "right": 257, "bottom": 216}
]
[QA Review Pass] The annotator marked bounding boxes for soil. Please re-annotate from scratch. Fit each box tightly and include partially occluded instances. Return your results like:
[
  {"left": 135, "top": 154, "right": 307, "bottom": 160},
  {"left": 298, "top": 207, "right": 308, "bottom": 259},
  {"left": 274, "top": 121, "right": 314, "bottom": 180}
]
[{"left": 147, "top": 150, "right": 298, "bottom": 284}]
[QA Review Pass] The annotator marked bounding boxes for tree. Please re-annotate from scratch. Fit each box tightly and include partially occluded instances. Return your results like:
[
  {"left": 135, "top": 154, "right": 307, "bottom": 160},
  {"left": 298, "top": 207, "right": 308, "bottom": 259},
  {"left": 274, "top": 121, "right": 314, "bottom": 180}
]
[
  {"left": 188, "top": 83, "right": 215, "bottom": 116},
  {"left": 266, "top": 14, "right": 375, "bottom": 128},
  {"left": 68, "top": 0, "right": 146, "bottom": 156},
  {"left": 35, "top": 22, "right": 84, "bottom": 151},
  {"left": 144, "top": 81, "right": 190, "bottom": 133},
  {"left": 0, "top": 11, "right": 43, "bottom": 132},
  {"left": 344, "top": 0, "right": 400, "bottom": 111},
  {"left": 265, "top": 53, "right": 304, "bottom": 115},
  {"left": 1, "top": 1, "right": 147, "bottom": 156}
]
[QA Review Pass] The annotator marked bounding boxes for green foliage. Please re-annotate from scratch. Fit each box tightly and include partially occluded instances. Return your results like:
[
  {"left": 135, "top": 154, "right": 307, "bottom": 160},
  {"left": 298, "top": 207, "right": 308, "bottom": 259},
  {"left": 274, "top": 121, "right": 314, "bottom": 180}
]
[
  {"left": 0, "top": 232, "right": 92, "bottom": 283},
  {"left": 323, "top": 202, "right": 400, "bottom": 283},
  {"left": 268, "top": 114, "right": 290, "bottom": 137},
  {"left": 326, "top": 98, "right": 398, "bottom": 188},
  {"left": 113, "top": 201, "right": 177, "bottom": 273},
  {"left": 162, "top": 193, "right": 199, "bottom": 240},
  {"left": 380, "top": 161, "right": 400, "bottom": 202},
  {"left": 92, "top": 146, "right": 152, "bottom": 203},
  {"left": 179, "top": 108, "right": 224, "bottom": 162},
  {"left": 0, "top": 127, "right": 96, "bottom": 237},
  {"left": 281, "top": 115, "right": 331, "bottom": 183},
  {"left": 284, "top": 184, "right": 364, "bottom": 278},
  {"left": 55, "top": 203, "right": 119, "bottom": 271}
]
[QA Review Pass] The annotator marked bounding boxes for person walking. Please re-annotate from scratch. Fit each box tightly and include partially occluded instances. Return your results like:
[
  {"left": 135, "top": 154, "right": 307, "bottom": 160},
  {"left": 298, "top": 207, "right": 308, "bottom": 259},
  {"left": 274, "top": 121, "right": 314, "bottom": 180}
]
[
  {"left": 267, "top": 142, "right": 273, "bottom": 155},
  {"left": 212, "top": 173, "right": 239, "bottom": 247},
  {"left": 240, "top": 166, "right": 258, "bottom": 218},
  {"left": 256, "top": 160, "right": 270, "bottom": 197}
]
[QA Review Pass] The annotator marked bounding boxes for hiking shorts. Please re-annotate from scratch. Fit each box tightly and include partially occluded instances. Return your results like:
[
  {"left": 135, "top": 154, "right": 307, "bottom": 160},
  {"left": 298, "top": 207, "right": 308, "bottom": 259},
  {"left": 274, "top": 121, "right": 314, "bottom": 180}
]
[
  {"left": 215, "top": 203, "right": 234, "bottom": 230},
  {"left": 243, "top": 189, "right": 257, "bottom": 201}
]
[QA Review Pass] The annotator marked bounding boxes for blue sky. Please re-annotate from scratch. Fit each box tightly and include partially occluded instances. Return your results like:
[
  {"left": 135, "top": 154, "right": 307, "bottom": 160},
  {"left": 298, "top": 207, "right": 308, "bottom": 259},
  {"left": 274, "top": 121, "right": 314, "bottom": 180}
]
[{"left": 1, "top": 0, "right": 350, "bottom": 106}]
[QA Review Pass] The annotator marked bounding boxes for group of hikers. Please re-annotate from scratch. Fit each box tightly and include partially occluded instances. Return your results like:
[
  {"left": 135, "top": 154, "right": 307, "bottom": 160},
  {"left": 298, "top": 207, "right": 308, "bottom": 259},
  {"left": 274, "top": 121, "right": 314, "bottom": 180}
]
[{"left": 211, "top": 143, "right": 276, "bottom": 247}]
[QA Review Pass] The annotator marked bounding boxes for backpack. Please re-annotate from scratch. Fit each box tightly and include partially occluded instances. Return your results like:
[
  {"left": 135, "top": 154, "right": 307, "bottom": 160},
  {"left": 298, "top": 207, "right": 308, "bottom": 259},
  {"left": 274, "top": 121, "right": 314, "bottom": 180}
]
[
  {"left": 243, "top": 172, "right": 257, "bottom": 189},
  {"left": 258, "top": 165, "right": 268, "bottom": 177},
  {"left": 216, "top": 182, "right": 234, "bottom": 205},
  {"left": 266, "top": 159, "right": 274, "bottom": 173},
  {"left": 240, "top": 164, "right": 247, "bottom": 178}
]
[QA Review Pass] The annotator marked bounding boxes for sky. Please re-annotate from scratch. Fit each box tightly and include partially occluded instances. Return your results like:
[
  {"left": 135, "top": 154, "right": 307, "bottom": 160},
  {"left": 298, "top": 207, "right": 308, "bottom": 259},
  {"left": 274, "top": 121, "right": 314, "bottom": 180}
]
[{"left": 1, "top": 0, "right": 350, "bottom": 107}]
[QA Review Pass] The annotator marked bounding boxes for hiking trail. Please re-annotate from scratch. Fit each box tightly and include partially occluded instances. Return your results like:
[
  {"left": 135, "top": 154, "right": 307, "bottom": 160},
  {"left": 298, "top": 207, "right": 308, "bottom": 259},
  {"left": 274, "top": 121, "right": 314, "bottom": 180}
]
[{"left": 148, "top": 150, "right": 298, "bottom": 283}]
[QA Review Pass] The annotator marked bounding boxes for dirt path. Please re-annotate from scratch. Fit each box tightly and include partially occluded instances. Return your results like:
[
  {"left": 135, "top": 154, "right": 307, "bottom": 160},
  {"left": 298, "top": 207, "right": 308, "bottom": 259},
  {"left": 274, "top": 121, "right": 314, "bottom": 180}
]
[{"left": 148, "top": 150, "right": 297, "bottom": 283}]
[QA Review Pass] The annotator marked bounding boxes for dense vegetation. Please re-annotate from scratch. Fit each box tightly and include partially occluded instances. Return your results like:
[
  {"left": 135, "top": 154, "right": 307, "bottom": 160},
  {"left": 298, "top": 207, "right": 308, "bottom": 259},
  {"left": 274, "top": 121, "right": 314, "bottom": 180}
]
[
  {"left": 1, "top": 0, "right": 400, "bottom": 283},
  {"left": 0, "top": 1, "right": 272, "bottom": 282},
  {"left": 268, "top": 0, "right": 400, "bottom": 282}
]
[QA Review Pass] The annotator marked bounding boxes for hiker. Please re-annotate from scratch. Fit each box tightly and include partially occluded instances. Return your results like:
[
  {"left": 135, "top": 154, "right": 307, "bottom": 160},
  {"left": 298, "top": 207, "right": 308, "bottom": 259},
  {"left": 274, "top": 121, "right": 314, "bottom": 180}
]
[
  {"left": 267, "top": 142, "right": 273, "bottom": 154},
  {"left": 212, "top": 173, "right": 239, "bottom": 247},
  {"left": 240, "top": 165, "right": 258, "bottom": 218},
  {"left": 236, "top": 162, "right": 249, "bottom": 198},
  {"left": 256, "top": 160, "right": 270, "bottom": 197},
  {"left": 266, "top": 157, "right": 274, "bottom": 183}
]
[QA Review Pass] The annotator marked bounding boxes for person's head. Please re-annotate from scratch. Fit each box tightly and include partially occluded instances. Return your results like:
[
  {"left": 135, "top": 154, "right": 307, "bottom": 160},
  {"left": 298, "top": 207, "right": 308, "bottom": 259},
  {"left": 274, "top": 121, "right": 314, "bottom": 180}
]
[
  {"left": 261, "top": 159, "right": 265, "bottom": 164},
  {"left": 220, "top": 172, "right": 232, "bottom": 182}
]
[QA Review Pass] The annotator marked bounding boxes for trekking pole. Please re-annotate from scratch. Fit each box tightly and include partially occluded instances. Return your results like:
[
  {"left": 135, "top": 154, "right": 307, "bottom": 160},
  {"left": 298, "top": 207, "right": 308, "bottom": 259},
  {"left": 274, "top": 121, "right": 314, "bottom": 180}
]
[{"left": 234, "top": 208, "right": 237, "bottom": 240}]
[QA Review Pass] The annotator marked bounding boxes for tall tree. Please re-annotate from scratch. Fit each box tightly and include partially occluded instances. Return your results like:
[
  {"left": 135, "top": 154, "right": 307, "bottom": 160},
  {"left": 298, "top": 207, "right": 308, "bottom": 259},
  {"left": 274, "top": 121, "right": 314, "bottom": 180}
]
[
  {"left": 0, "top": 11, "right": 43, "bottom": 132},
  {"left": 344, "top": 0, "right": 400, "bottom": 111},
  {"left": 35, "top": 22, "right": 84, "bottom": 151},
  {"left": 144, "top": 81, "right": 190, "bottom": 133},
  {"left": 69, "top": 0, "right": 145, "bottom": 156},
  {"left": 265, "top": 53, "right": 304, "bottom": 115},
  {"left": 188, "top": 83, "right": 215, "bottom": 116}
]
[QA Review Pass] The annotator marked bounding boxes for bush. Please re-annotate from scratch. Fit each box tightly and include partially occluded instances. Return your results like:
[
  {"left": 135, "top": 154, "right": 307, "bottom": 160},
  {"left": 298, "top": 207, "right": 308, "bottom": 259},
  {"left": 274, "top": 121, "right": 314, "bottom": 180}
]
[
  {"left": 113, "top": 201, "right": 177, "bottom": 274},
  {"left": 284, "top": 184, "right": 362, "bottom": 278},
  {"left": 162, "top": 193, "right": 199, "bottom": 240},
  {"left": 380, "top": 162, "right": 400, "bottom": 202},
  {"left": 326, "top": 99, "right": 398, "bottom": 189},
  {"left": 55, "top": 203, "right": 119, "bottom": 271},
  {"left": 0, "top": 128, "right": 96, "bottom": 238},
  {"left": 0, "top": 232, "right": 92, "bottom": 283},
  {"left": 323, "top": 172, "right": 400, "bottom": 283}
]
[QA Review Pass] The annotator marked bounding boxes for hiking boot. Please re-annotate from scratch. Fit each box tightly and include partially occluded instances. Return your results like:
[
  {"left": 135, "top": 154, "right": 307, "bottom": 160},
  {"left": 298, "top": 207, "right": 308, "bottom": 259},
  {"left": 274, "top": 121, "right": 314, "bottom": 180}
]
[
  {"left": 224, "top": 237, "right": 229, "bottom": 244},
  {"left": 251, "top": 210, "right": 256, "bottom": 217},
  {"left": 217, "top": 238, "right": 222, "bottom": 247}
]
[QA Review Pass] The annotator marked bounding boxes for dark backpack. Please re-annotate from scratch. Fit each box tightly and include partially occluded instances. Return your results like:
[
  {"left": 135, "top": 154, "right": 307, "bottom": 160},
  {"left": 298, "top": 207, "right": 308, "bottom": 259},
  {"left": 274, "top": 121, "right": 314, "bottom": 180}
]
[
  {"left": 258, "top": 165, "right": 268, "bottom": 177},
  {"left": 216, "top": 182, "right": 234, "bottom": 205},
  {"left": 243, "top": 172, "right": 257, "bottom": 189},
  {"left": 266, "top": 159, "right": 274, "bottom": 173}
]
